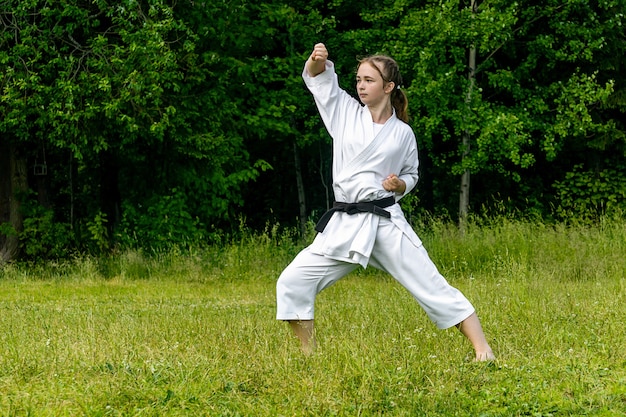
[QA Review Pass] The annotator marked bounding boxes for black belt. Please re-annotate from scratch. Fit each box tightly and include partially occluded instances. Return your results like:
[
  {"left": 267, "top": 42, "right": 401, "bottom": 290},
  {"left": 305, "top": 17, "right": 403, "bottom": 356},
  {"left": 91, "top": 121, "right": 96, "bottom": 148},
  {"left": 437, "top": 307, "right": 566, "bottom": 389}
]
[{"left": 314, "top": 196, "right": 396, "bottom": 233}]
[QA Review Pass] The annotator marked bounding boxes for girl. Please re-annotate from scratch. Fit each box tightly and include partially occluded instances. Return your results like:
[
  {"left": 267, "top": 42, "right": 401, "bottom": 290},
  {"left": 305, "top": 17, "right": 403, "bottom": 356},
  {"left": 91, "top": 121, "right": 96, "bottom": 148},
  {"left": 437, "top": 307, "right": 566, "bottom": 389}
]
[{"left": 276, "top": 43, "right": 495, "bottom": 361}]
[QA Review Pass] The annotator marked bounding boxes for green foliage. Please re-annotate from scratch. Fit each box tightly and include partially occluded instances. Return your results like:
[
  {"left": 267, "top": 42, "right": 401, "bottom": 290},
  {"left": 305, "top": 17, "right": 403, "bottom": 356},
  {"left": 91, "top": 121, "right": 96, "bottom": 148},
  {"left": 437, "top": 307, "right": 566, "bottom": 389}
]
[
  {"left": 338, "top": 0, "right": 625, "bottom": 215},
  {"left": 117, "top": 189, "right": 208, "bottom": 251},
  {"left": 1, "top": 0, "right": 272, "bottom": 256},
  {"left": 85, "top": 211, "right": 110, "bottom": 254},
  {"left": 546, "top": 72, "right": 615, "bottom": 159},
  {"left": 1, "top": 0, "right": 626, "bottom": 259},
  {"left": 553, "top": 163, "right": 626, "bottom": 219},
  {"left": 0, "top": 222, "right": 16, "bottom": 238},
  {"left": 18, "top": 199, "right": 73, "bottom": 260}
]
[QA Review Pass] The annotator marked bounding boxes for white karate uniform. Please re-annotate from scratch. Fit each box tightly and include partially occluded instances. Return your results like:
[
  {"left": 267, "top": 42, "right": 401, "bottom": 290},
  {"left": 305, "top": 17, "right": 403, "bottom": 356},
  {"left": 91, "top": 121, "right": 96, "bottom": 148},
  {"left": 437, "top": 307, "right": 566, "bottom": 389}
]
[{"left": 276, "top": 61, "right": 475, "bottom": 329}]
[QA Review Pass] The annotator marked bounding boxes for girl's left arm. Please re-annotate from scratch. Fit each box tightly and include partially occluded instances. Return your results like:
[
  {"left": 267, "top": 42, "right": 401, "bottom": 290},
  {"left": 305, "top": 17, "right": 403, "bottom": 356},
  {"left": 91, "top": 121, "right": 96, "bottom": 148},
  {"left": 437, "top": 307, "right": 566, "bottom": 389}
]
[{"left": 393, "top": 130, "right": 419, "bottom": 197}]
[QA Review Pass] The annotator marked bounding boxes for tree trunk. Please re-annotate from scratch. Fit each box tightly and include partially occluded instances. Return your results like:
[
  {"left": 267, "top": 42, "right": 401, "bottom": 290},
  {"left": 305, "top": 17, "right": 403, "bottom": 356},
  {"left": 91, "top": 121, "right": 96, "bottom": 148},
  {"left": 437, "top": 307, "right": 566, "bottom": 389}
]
[
  {"left": 459, "top": 0, "right": 478, "bottom": 233},
  {"left": 293, "top": 141, "right": 307, "bottom": 238},
  {"left": 0, "top": 142, "right": 28, "bottom": 264}
]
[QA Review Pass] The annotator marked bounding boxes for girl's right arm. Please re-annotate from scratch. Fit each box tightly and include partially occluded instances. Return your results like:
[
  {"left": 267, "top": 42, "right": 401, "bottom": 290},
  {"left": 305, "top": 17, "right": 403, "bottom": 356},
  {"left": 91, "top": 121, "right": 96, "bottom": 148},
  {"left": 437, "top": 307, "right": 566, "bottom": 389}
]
[{"left": 306, "top": 43, "right": 328, "bottom": 77}]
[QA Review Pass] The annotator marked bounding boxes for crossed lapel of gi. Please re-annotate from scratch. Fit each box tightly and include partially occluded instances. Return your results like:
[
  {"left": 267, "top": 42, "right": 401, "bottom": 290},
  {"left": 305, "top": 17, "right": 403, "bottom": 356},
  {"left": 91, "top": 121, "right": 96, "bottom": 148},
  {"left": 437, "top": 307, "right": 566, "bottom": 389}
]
[{"left": 335, "top": 111, "right": 397, "bottom": 184}]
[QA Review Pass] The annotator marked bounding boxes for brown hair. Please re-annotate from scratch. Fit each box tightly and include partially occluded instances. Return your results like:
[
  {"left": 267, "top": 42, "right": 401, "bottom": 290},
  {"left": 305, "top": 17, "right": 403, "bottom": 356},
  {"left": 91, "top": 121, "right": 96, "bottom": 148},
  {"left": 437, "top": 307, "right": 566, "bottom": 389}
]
[{"left": 357, "top": 55, "right": 409, "bottom": 123}]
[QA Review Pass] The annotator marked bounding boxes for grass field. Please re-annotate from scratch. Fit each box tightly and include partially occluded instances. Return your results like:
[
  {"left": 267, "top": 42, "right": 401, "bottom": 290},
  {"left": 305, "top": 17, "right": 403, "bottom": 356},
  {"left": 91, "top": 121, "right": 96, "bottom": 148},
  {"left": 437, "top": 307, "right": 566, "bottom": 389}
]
[{"left": 0, "top": 218, "right": 625, "bottom": 416}]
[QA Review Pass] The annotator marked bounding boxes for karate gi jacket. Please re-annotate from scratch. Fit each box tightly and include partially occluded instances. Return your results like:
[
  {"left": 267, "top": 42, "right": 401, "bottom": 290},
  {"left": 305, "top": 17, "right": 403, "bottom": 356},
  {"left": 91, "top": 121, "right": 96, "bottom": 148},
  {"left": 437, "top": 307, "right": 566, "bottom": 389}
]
[{"left": 304, "top": 61, "right": 424, "bottom": 267}]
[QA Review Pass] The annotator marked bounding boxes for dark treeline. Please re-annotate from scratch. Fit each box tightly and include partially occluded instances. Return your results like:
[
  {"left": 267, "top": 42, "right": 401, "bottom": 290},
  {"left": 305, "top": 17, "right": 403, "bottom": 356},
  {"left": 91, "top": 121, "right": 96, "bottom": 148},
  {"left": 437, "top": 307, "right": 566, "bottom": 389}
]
[{"left": 1, "top": 0, "right": 625, "bottom": 261}]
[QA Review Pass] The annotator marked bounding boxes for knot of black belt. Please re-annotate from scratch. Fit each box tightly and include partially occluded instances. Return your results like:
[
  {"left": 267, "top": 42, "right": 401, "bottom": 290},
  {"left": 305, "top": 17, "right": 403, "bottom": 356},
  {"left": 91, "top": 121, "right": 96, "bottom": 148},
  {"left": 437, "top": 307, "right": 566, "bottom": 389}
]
[{"left": 314, "top": 196, "right": 396, "bottom": 233}]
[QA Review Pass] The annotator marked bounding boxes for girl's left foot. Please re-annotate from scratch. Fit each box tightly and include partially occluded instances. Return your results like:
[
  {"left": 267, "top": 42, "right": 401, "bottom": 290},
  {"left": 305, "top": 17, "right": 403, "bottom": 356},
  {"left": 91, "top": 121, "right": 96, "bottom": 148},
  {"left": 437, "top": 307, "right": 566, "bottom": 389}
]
[{"left": 474, "top": 350, "right": 496, "bottom": 362}]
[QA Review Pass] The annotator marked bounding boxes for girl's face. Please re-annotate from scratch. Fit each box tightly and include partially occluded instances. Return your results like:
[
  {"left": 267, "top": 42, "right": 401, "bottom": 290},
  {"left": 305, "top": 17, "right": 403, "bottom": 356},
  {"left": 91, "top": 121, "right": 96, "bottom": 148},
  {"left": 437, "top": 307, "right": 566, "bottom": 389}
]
[{"left": 356, "top": 62, "right": 393, "bottom": 107}]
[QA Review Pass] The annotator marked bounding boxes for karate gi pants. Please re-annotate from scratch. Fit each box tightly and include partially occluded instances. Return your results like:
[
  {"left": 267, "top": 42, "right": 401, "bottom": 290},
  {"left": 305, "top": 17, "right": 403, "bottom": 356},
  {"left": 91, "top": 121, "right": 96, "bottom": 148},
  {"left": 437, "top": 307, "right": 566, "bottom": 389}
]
[{"left": 276, "top": 218, "right": 475, "bottom": 329}]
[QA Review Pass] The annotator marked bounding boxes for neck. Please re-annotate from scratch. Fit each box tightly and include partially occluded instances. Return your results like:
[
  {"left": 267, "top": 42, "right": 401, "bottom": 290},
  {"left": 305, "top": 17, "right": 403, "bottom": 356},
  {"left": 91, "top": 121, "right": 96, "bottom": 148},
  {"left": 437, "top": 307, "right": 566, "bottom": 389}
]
[{"left": 369, "top": 104, "right": 393, "bottom": 124}]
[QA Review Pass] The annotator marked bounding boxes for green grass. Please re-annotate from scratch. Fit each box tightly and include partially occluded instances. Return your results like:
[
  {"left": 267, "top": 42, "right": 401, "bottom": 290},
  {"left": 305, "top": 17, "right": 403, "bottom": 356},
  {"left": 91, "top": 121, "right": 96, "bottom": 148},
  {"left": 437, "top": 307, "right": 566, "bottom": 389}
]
[{"left": 0, "top": 218, "right": 625, "bottom": 416}]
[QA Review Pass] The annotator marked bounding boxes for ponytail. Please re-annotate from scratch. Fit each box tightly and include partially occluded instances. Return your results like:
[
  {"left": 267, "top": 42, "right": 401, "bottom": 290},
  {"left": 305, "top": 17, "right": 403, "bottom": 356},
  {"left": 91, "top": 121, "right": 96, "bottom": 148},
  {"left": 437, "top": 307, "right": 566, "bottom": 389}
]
[
  {"left": 358, "top": 55, "right": 409, "bottom": 123},
  {"left": 391, "top": 89, "right": 409, "bottom": 123}
]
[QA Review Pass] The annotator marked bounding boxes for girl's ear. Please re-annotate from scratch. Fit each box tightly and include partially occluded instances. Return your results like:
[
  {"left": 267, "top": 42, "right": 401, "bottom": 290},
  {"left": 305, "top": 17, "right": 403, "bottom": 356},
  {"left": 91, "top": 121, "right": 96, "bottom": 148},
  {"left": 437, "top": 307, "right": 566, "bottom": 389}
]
[{"left": 385, "top": 81, "right": 395, "bottom": 93}]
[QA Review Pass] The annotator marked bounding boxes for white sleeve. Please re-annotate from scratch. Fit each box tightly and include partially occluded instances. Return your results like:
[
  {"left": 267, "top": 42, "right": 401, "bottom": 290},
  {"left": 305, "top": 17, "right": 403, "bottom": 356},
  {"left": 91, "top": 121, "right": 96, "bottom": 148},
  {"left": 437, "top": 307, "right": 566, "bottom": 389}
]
[
  {"left": 302, "top": 60, "right": 360, "bottom": 141},
  {"left": 397, "top": 131, "right": 420, "bottom": 198}
]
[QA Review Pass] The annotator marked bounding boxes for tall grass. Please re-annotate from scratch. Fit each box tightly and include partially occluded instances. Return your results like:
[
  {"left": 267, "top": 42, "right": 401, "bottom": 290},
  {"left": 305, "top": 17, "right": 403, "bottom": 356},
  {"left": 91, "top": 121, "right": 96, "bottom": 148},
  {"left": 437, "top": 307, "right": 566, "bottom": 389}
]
[{"left": 0, "top": 217, "right": 624, "bottom": 416}]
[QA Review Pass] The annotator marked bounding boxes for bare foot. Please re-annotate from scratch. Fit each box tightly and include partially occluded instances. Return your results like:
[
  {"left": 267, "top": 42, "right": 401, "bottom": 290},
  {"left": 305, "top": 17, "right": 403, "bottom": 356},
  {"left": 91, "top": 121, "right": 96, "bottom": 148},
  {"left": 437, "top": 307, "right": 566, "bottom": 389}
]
[{"left": 474, "top": 350, "right": 496, "bottom": 362}]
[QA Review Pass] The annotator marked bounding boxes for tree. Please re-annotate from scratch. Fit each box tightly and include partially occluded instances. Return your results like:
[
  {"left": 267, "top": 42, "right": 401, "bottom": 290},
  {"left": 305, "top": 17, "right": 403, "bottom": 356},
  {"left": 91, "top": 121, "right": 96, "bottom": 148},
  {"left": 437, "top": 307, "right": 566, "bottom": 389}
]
[
  {"left": 346, "top": 0, "right": 622, "bottom": 220},
  {"left": 459, "top": 0, "right": 478, "bottom": 230},
  {"left": 2, "top": 0, "right": 625, "bottom": 262},
  {"left": 234, "top": 0, "right": 339, "bottom": 235},
  {"left": 0, "top": 0, "right": 270, "bottom": 259}
]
